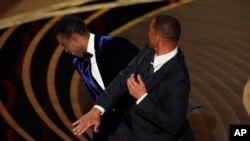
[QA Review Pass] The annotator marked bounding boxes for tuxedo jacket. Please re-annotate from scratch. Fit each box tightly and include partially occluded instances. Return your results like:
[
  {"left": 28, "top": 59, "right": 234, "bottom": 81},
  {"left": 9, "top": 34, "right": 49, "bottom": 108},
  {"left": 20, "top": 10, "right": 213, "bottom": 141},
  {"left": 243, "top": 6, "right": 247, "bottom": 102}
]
[
  {"left": 72, "top": 34, "right": 139, "bottom": 139},
  {"left": 96, "top": 45, "right": 196, "bottom": 141}
]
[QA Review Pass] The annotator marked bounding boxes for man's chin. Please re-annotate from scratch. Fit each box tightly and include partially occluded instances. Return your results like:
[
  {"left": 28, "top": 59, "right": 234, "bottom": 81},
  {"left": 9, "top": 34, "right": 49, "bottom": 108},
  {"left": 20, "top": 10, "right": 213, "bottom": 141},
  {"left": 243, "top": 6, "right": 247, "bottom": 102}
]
[{"left": 76, "top": 54, "right": 83, "bottom": 58}]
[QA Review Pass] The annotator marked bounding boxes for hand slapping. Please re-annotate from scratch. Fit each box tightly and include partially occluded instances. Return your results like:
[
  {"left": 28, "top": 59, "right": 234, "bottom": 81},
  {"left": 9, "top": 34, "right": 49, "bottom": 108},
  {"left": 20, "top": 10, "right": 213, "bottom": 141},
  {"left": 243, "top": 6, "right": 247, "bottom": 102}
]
[{"left": 72, "top": 107, "right": 101, "bottom": 136}]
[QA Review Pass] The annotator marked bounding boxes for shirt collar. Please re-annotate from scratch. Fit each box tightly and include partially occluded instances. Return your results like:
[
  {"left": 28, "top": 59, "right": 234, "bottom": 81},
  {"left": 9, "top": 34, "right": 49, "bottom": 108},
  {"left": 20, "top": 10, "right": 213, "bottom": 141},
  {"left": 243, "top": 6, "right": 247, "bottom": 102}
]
[
  {"left": 153, "top": 47, "right": 178, "bottom": 67},
  {"left": 87, "top": 33, "right": 95, "bottom": 55}
]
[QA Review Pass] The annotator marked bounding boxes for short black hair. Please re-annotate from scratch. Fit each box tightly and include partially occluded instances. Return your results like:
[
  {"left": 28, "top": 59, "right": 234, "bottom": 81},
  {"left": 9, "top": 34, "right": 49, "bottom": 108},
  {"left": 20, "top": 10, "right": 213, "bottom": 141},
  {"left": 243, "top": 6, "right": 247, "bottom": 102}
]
[
  {"left": 153, "top": 15, "right": 181, "bottom": 42},
  {"left": 53, "top": 15, "right": 89, "bottom": 38}
]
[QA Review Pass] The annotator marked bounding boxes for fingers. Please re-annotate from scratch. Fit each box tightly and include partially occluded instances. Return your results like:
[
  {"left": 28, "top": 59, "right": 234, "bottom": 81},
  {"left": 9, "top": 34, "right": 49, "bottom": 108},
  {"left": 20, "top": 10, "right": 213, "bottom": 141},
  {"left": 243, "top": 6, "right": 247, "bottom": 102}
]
[
  {"left": 127, "top": 74, "right": 133, "bottom": 89},
  {"left": 72, "top": 115, "right": 88, "bottom": 135},
  {"left": 72, "top": 121, "right": 84, "bottom": 135},
  {"left": 137, "top": 74, "right": 143, "bottom": 85},
  {"left": 72, "top": 124, "right": 83, "bottom": 135},
  {"left": 93, "top": 122, "right": 100, "bottom": 132},
  {"left": 72, "top": 119, "right": 80, "bottom": 127},
  {"left": 72, "top": 109, "right": 101, "bottom": 136},
  {"left": 127, "top": 74, "right": 144, "bottom": 86},
  {"left": 72, "top": 120, "right": 95, "bottom": 136},
  {"left": 128, "top": 74, "right": 137, "bottom": 84}
]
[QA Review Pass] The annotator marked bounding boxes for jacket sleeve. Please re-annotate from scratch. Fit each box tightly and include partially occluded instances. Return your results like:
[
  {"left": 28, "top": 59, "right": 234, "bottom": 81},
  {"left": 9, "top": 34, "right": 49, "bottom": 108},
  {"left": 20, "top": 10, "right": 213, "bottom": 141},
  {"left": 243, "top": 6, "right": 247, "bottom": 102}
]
[{"left": 95, "top": 46, "right": 150, "bottom": 112}]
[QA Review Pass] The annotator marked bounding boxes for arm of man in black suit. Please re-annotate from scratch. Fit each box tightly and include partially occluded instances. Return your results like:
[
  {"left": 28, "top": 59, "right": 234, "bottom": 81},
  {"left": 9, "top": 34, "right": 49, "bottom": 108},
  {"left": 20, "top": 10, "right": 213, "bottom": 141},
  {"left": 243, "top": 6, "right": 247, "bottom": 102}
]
[{"left": 72, "top": 45, "right": 150, "bottom": 136}]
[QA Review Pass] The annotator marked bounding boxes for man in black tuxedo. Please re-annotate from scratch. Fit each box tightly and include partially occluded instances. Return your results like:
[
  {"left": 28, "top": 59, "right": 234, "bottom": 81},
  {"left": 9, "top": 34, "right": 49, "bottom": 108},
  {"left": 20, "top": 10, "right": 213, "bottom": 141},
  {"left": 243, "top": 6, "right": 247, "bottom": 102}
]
[
  {"left": 72, "top": 15, "right": 196, "bottom": 141},
  {"left": 54, "top": 15, "right": 139, "bottom": 141}
]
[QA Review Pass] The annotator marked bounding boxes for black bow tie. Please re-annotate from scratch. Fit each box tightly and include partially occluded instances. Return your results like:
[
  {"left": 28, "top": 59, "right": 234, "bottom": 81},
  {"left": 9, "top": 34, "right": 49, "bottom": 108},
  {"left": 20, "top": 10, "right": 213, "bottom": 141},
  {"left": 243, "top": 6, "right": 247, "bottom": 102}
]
[{"left": 82, "top": 52, "right": 93, "bottom": 62}]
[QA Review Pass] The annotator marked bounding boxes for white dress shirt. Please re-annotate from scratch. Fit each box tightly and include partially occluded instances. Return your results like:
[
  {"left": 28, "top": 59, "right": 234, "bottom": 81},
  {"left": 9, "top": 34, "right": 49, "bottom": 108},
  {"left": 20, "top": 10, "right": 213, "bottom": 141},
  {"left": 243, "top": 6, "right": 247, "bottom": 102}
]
[{"left": 87, "top": 33, "right": 105, "bottom": 90}]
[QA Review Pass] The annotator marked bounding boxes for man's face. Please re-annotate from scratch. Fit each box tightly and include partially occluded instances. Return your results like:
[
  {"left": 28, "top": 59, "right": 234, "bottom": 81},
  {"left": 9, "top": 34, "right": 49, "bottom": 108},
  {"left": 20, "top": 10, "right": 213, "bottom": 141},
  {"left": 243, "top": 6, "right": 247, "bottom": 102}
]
[
  {"left": 56, "top": 33, "right": 84, "bottom": 57},
  {"left": 148, "top": 19, "right": 157, "bottom": 50}
]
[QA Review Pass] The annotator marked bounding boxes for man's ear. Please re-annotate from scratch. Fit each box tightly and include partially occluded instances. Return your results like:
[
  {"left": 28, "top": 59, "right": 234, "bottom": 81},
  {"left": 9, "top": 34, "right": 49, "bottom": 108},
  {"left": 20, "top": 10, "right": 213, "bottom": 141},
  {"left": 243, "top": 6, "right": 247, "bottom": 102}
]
[
  {"left": 156, "top": 34, "right": 161, "bottom": 44},
  {"left": 71, "top": 33, "right": 79, "bottom": 42}
]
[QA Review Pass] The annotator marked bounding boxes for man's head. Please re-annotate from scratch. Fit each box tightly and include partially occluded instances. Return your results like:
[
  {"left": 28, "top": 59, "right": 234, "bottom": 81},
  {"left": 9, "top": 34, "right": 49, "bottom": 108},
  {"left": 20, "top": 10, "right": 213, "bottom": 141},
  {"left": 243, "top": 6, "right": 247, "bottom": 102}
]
[
  {"left": 148, "top": 15, "right": 181, "bottom": 52},
  {"left": 54, "top": 15, "right": 89, "bottom": 57}
]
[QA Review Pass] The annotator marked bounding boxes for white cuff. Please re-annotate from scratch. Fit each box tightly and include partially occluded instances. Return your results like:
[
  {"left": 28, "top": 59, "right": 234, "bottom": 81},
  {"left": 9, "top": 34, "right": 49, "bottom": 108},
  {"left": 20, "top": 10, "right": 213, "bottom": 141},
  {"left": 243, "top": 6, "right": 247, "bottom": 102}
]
[
  {"left": 93, "top": 105, "right": 105, "bottom": 115},
  {"left": 136, "top": 93, "right": 148, "bottom": 105}
]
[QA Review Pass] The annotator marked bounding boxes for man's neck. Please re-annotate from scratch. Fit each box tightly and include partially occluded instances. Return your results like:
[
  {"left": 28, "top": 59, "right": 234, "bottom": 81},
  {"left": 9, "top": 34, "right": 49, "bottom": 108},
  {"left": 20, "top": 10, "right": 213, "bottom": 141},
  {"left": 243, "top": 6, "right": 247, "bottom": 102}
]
[{"left": 156, "top": 46, "right": 176, "bottom": 56}]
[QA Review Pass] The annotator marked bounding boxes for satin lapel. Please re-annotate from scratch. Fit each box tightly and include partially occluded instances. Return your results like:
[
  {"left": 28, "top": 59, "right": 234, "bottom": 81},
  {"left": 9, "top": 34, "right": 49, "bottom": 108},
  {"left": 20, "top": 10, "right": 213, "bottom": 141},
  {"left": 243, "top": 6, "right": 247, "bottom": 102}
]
[
  {"left": 94, "top": 35, "right": 102, "bottom": 61},
  {"left": 136, "top": 47, "right": 155, "bottom": 79},
  {"left": 94, "top": 34, "right": 108, "bottom": 77},
  {"left": 144, "top": 49, "right": 182, "bottom": 92}
]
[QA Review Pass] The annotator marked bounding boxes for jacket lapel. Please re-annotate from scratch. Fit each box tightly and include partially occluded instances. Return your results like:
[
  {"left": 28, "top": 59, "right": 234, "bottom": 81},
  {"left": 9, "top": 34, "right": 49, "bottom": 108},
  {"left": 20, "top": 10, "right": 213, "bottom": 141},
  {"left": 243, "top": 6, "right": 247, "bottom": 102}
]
[
  {"left": 136, "top": 46, "right": 155, "bottom": 79},
  {"left": 94, "top": 35, "right": 102, "bottom": 62},
  {"left": 144, "top": 48, "right": 182, "bottom": 92}
]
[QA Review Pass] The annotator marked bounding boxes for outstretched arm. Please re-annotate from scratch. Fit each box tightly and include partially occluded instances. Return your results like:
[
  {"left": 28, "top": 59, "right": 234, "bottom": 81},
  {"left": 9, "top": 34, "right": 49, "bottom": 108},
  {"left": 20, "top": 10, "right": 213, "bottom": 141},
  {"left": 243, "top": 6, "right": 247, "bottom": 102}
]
[{"left": 72, "top": 45, "right": 152, "bottom": 136}]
